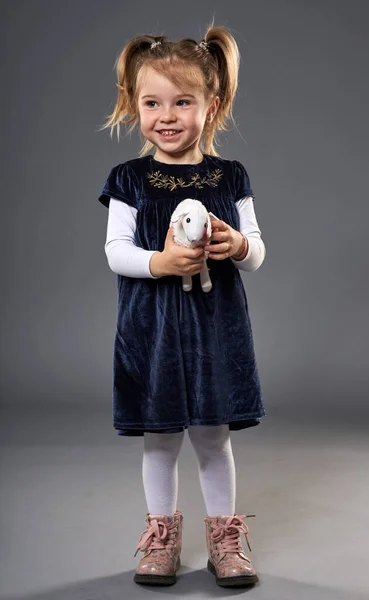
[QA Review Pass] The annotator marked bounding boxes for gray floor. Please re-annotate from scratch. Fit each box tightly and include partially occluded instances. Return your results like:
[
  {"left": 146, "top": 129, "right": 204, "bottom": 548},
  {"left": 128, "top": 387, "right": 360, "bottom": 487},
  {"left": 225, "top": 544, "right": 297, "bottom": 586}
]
[{"left": 1, "top": 404, "right": 368, "bottom": 600}]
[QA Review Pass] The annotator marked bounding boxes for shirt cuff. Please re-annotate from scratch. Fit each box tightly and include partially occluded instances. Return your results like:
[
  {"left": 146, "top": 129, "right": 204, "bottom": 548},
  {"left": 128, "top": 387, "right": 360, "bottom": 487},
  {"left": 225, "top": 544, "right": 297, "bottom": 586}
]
[
  {"left": 230, "top": 236, "right": 265, "bottom": 272},
  {"left": 105, "top": 242, "right": 162, "bottom": 279}
]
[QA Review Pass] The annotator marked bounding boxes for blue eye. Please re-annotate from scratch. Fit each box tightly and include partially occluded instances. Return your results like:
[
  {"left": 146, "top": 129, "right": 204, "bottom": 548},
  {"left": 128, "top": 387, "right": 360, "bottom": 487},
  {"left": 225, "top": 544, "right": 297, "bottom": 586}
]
[{"left": 143, "top": 99, "right": 191, "bottom": 107}]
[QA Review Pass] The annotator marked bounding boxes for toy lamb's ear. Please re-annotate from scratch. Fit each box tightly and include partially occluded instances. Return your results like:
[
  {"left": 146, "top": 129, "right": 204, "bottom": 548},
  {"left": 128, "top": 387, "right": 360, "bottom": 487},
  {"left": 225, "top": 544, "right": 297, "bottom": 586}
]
[
  {"left": 208, "top": 211, "right": 221, "bottom": 220},
  {"left": 205, "top": 212, "right": 212, "bottom": 238},
  {"left": 170, "top": 206, "right": 186, "bottom": 224}
]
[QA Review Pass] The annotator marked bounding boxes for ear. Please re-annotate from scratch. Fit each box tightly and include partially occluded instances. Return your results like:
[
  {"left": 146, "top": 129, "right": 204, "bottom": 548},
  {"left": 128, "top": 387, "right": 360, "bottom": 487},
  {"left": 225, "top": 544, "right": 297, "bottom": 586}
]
[
  {"left": 170, "top": 207, "right": 186, "bottom": 225},
  {"left": 208, "top": 211, "right": 220, "bottom": 220},
  {"left": 206, "top": 96, "right": 220, "bottom": 123}
]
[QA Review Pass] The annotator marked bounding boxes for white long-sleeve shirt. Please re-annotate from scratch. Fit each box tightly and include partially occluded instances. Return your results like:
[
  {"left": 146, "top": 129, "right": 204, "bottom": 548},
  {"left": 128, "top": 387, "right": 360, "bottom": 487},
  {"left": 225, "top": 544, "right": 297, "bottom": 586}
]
[{"left": 104, "top": 196, "right": 266, "bottom": 278}]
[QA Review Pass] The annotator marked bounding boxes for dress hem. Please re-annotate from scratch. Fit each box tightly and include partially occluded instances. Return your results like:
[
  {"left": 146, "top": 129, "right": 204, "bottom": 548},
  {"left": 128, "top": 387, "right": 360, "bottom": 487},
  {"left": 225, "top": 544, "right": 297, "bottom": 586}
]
[{"left": 113, "top": 411, "right": 266, "bottom": 436}]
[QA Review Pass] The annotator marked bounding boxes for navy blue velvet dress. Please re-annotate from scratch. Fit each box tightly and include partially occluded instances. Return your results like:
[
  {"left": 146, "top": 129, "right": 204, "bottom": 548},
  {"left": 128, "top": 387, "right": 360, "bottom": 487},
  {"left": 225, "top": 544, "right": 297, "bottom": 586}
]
[{"left": 98, "top": 153, "right": 266, "bottom": 436}]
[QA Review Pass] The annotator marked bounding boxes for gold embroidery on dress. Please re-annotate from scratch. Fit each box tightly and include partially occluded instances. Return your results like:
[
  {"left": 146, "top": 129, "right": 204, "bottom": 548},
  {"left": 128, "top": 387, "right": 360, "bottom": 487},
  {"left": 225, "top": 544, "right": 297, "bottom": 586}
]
[{"left": 146, "top": 169, "right": 223, "bottom": 191}]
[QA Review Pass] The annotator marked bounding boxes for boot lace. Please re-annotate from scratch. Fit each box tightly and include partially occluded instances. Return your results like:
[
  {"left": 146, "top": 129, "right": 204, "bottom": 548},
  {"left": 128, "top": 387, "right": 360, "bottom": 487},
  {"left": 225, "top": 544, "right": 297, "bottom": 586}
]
[
  {"left": 210, "top": 514, "right": 255, "bottom": 553},
  {"left": 134, "top": 517, "right": 178, "bottom": 557}
]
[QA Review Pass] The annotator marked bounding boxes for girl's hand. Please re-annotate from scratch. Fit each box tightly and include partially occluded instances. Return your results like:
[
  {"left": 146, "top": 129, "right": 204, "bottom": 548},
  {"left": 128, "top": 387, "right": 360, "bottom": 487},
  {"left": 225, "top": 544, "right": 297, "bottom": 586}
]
[
  {"left": 204, "top": 218, "right": 244, "bottom": 260},
  {"left": 159, "top": 226, "right": 205, "bottom": 277}
]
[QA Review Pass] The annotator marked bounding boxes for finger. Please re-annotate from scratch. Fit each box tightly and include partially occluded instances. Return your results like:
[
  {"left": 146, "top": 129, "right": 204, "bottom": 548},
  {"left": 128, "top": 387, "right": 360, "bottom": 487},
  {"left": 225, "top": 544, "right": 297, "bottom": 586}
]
[
  {"left": 182, "top": 247, "right": 204, "bottom": 259},
  {"left": 210, "top": 219, "right": 226, "bottom": 230},
  {"left": 208, "top": 251, "right": 229, "bottom": 260},
  {"left": 207, "top": 242, "right": 230, "bottom": 254},
  {"left": 205, "top": 234, "right": 227, "bottom": 248}
]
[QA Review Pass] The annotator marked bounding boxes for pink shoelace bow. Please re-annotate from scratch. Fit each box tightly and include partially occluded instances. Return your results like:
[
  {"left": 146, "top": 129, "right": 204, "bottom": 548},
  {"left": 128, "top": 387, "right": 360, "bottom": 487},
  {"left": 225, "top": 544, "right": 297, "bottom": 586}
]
[
  {"left": 210, "top": 514, "right": 255, "bottom": 553},
  {"left": 134, "top": 518, "right": 178, "bottom": 557}
]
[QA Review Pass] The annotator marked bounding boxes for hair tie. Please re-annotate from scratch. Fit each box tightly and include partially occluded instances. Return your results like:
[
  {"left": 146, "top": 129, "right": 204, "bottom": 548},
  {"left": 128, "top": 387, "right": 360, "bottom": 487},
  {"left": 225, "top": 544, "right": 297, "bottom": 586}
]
[
  {"left": 199, "top": 40, "right": 209, "bottom": 52},
  {"left": 150, "top": 40, "right": 161, "bottom": 49}
]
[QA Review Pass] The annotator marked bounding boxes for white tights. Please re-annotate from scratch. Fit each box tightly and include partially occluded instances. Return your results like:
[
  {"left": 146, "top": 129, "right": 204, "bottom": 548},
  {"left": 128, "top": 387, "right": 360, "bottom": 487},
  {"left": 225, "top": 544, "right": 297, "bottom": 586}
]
[{"left": 142, "top": 425, "right": 236, "bottom": 517}]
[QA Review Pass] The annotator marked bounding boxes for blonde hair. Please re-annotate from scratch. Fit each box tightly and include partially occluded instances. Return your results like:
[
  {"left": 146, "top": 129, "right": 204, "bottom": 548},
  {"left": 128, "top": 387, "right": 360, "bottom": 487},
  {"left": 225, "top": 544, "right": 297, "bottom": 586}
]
[{"left": 98, "top": 21, "right": 240, "bottom": 157}]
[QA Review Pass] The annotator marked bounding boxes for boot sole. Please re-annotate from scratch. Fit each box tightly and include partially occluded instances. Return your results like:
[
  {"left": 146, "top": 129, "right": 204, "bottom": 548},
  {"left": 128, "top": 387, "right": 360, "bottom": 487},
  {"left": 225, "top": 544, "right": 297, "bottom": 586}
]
[
  {"left": 134, "top": 556, "right": 180, "bottom": 586},
  {"left": 207, "top": 559, "right": 259, "bottom": 587}
]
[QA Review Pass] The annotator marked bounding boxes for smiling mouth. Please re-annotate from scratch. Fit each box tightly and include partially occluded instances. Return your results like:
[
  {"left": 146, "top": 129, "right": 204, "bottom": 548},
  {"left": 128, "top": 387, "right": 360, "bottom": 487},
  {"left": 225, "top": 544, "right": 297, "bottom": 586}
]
[{"left": 157, "top": 130, "right": 182, "bottom": 136}]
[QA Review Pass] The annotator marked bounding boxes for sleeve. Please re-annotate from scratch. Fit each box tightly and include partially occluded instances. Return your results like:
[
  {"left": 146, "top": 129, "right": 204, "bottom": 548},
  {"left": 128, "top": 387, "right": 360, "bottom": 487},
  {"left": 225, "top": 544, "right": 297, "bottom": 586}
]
[
  {"left": 98, "top": 162, "right": 139, "bottom": 209},
  {"left": 230, "top": 196, "right": 266, "bottom": 272},
  {"left": 232, "top": 160, "right": 255, "bottom": 202},
  {"left": 104, "top": 198, "right": 161, "bottom": 279}
]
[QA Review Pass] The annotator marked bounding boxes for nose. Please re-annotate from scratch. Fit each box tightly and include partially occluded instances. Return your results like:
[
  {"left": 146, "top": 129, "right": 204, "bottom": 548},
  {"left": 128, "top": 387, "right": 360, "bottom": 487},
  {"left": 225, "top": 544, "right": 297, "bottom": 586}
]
[{"left": 160, "top": 112, "right": 177, "bottom": 123}]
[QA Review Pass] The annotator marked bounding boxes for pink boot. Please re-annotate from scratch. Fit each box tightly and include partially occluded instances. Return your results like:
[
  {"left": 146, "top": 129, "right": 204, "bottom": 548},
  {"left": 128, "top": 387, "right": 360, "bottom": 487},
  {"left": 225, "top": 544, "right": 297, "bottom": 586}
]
[
  {"left": 204, "top": 514, "right": 259, "bottom": 587},
  {"left": 133, "top": 510, "right": 183, "bottom": 585}
]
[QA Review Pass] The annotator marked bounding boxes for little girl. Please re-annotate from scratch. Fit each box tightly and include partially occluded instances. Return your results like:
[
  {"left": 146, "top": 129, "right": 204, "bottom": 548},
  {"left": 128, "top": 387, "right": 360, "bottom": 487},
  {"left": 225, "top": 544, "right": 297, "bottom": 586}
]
[{"left": 98, "top": 24, "right": 266, "bottom": 588}]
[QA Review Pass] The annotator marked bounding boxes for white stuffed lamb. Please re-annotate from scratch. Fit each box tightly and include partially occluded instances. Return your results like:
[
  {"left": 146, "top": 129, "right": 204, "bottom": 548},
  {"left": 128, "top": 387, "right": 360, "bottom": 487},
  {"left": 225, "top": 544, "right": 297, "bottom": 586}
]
[{"left": 170, "top": 198, "right": 219, "bottom": 293}]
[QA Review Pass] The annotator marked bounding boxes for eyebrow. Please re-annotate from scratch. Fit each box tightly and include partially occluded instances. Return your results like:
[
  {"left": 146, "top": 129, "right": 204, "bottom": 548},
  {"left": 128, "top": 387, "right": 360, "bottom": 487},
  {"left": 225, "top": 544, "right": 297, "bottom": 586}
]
[{"left": 140, "top": 93, "right": 197, "bottom": 99}]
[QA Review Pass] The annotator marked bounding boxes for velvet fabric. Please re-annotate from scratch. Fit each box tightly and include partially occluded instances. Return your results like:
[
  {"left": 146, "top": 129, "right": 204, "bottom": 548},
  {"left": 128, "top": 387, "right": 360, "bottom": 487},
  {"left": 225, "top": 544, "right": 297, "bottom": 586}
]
[{"left": 98, "top": 154, "right": 266, "bottom": 436}]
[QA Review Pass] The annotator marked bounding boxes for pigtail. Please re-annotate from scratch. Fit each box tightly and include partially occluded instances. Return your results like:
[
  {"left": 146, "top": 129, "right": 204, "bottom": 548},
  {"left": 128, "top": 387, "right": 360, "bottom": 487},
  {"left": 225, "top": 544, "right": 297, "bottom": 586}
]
[
  {"left": 98, "top": 34, "right": 168, "bottom": 141},
  {"left": 200, "top": 23, "right": 240, "bottom": 155}
]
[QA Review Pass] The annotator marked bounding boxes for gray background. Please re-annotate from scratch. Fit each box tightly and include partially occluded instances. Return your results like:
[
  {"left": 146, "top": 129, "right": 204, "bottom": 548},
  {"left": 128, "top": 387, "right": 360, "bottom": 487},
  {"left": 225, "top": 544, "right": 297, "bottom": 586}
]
[
  {"left": 1, "top": 1, "right": 368, "bottom": 599},
  {"left": 1, "top": 0, "right": 368, "bottom": 422}
]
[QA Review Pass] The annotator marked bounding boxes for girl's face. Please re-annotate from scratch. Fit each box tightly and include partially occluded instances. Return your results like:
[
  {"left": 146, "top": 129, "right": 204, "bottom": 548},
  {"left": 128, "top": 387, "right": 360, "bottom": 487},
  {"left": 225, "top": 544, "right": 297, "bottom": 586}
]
[{"left": 137, "top": 65, "right": 219, "bottom": 164}]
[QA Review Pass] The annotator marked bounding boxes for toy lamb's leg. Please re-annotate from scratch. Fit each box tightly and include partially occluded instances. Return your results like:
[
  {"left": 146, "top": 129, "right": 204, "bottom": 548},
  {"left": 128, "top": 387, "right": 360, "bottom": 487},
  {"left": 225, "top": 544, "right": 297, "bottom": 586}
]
[
  {"left": 182, "top": 274, "right": 193, "bottom": 292},
  {"left": 182, "top": 264, "right": 212, "bottom": 293},
  {"left": 200, "top": 264, "right": 212, "bottom": 293},
  {"left": 200, "top": 250, "right": 212, "bottom": 292},
  {"left": 181, "top": 253, "right": 212, "bottom": 293}
]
